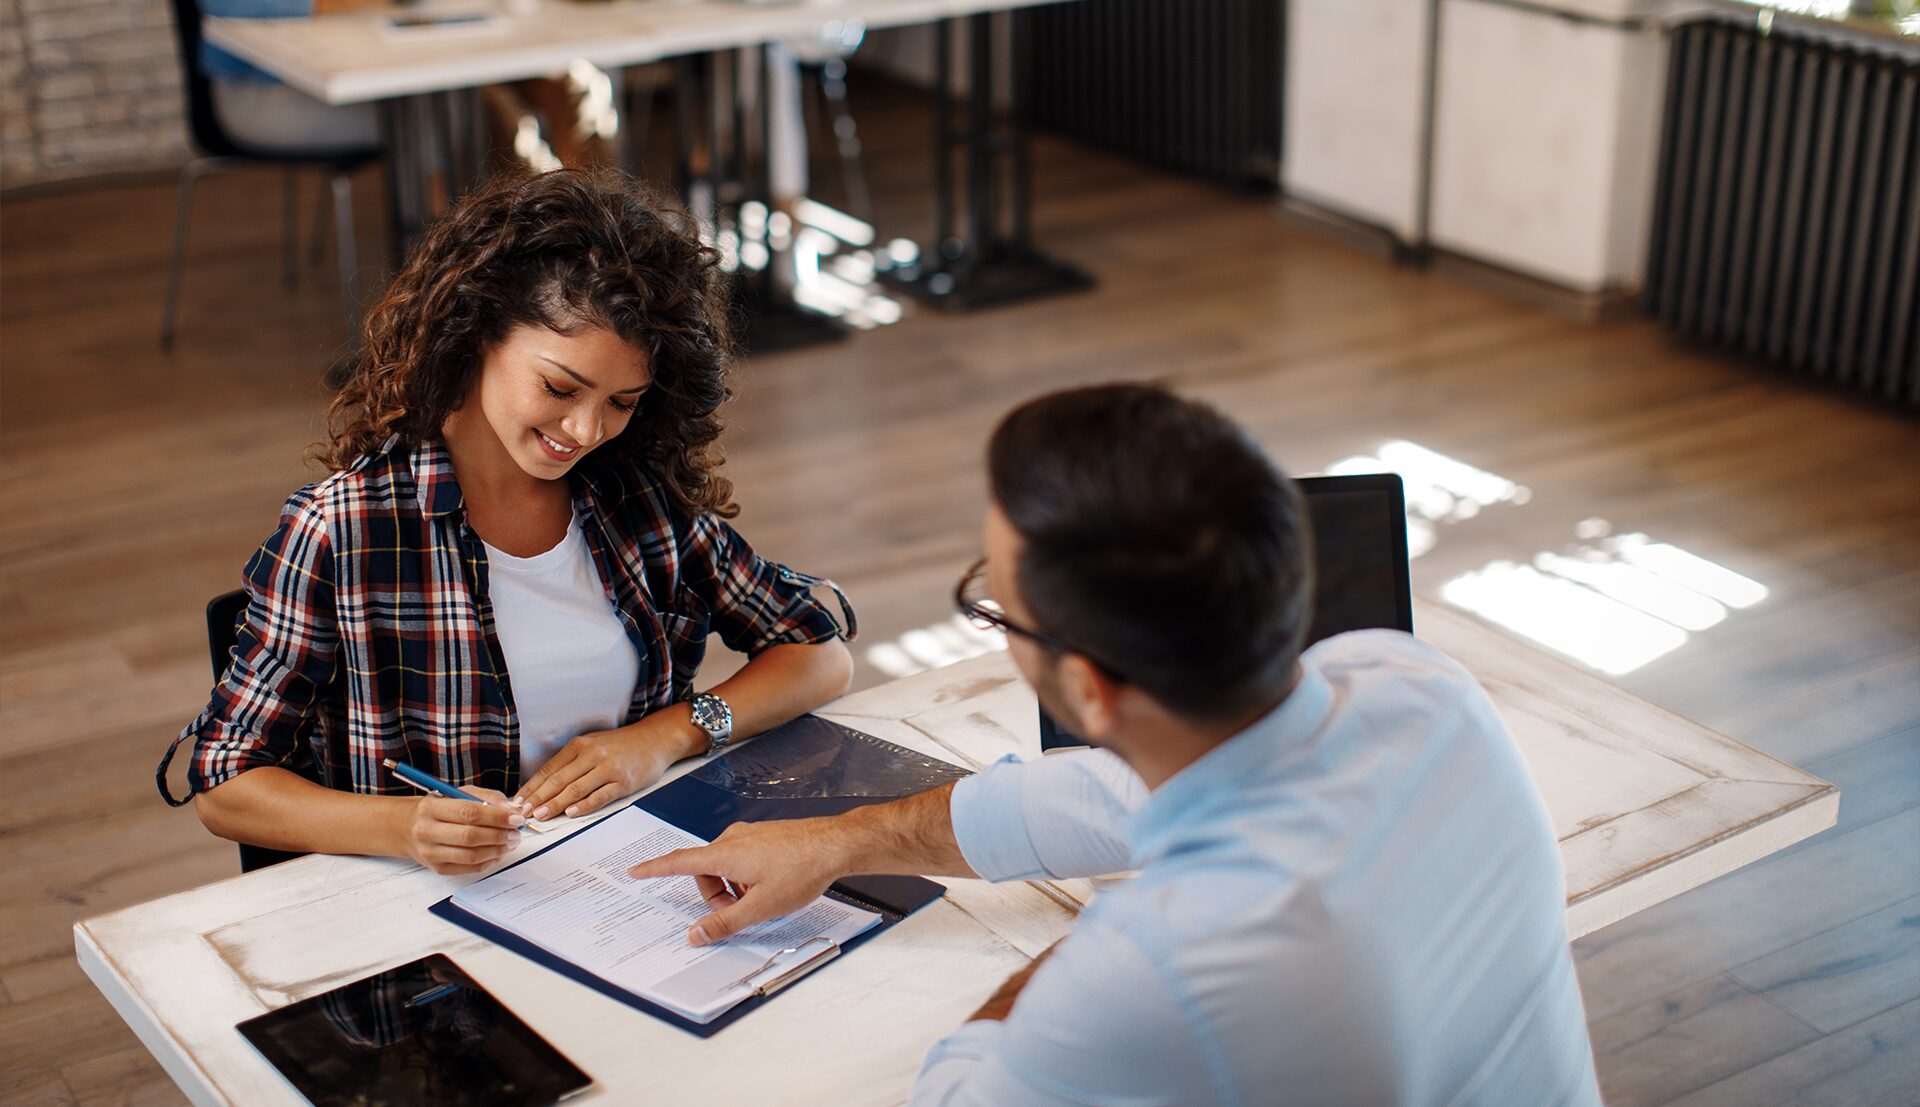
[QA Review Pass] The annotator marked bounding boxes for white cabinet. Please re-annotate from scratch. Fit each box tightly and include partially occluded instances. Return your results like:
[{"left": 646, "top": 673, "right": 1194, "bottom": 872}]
[
  {"left": 1431, "top": 0, "right": 1676, "bottom": 292},
  {"left": 1285, "top": 0, "right": 1704, "bottom": 294},
  {"left": 1283, "top": 0, "right": 1432, "bottom": 242}
]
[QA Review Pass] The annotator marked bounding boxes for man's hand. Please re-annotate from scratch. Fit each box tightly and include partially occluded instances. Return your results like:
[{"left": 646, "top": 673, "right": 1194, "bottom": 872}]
[
  {"left": 627, "top": 817, "right": 852, "bottom": 946},
  {"left": 515, "top": 713, "right": 700, "bottom": 820},
  {"left": 629, "top": 783, "right": 973, "bottom": 947},
  {"left": 969, "top": 941, "right": 1062, "bottom": 1023},
  {"left": 398, "top": 787, "right": 524, "bottom": 875}
]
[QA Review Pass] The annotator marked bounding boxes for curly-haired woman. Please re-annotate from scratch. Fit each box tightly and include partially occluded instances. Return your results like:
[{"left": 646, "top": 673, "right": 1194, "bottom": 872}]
[{"left": 159, "top": 170, "right": 855, "bottom": 874}]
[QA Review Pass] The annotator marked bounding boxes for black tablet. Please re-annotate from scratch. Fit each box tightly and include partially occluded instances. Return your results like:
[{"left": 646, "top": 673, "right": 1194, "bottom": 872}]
[
  {"left": 237, "top": 954, "right": 592, "bottom": 1107},
  {"left": 1294, "top": 472, "right": 1414, "bottom": 646},
  {"left": 1038, "top": 472, "right": 1412, "bottom": 751}
]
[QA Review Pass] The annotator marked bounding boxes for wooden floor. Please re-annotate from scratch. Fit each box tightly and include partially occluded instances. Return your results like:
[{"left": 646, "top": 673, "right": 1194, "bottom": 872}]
[{"left": 2, "top": 85, "right": 1917, "bottom": 1106}]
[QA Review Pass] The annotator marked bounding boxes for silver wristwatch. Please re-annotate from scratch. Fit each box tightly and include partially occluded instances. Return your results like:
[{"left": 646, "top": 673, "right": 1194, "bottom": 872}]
[{"left": 689, "top": 692, "right": 735, "bottom": 756}]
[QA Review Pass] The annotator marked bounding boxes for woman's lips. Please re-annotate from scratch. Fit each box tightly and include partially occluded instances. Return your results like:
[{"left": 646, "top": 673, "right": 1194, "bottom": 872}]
[{"left": 536, "top": 431, "right": 580, "bottom": 461}]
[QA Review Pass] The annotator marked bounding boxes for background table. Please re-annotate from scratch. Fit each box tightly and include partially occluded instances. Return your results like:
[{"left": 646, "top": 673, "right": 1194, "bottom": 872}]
[
  {"left": 202, "top": 0, "right": 1065, "bottom": 107},
  {"left": 204, "top": 0, "right": 1096, "bottom": 322},
  {"left": 76, "top": 601, "right": 1836, "bottom": 1105}
]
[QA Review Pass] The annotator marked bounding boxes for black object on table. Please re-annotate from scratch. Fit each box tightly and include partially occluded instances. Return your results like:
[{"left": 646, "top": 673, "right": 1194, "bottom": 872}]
[{"left": 236, "top": 953, "right": 593, "bottom": 1107}]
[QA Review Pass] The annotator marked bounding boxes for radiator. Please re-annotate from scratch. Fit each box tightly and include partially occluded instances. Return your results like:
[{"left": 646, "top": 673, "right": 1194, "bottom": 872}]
[
  {"left": 1645, "top": 18, "right": 1920, "bottom": 405},
  {"left": 1026, "top": 0, "right": 1282, "bottom": 187}
]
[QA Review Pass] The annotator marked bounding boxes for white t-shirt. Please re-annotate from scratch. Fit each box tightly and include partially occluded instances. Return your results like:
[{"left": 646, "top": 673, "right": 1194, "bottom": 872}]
[{"left": 481, "top": 514, "right": 641, "bottom": 777}]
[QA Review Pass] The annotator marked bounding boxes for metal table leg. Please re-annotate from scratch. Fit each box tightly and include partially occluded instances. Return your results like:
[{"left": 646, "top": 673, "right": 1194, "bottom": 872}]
[
  {"left": 879, "top": 11, "right": 1094, "bottom": 313},
  {"left": 729, "top": 41, "right": 845, "bottom": 354}
]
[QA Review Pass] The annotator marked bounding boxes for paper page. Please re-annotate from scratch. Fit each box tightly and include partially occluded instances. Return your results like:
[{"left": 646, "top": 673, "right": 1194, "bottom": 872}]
[{"left": 451, "top": 805, "right": 879, "bottom": 1023}]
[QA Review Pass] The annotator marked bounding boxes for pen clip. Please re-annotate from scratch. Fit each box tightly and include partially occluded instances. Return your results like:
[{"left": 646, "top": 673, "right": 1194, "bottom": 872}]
[
  {"left": 730, "top": 935, "right": 840, "bottom": 998},
  {"left": 394, "top": 773, "right": 440, "bottom": 798}
]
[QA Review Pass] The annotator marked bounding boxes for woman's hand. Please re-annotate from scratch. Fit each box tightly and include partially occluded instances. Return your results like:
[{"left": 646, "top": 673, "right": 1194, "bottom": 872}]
[
  {"left": 515, "top": 714, "right": 700, "bottom": 820},
  {"left": 398, "top": 787, "right": 525, "bottom": 875}
]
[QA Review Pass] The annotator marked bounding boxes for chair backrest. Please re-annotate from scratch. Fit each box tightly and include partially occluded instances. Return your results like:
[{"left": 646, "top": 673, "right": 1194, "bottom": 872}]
[
  {"left": 205, "top": 590, "right": 308, "bottom": 873},
  {"left": 166, "top": 0, "right": 244, "bottom": 158},
  {"left": 205, "top": 588, "right": 248, "bottom": 676}
]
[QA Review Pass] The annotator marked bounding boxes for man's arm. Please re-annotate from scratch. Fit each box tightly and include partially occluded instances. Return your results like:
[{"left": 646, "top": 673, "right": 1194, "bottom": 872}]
[
  {"left": 910, "top": 919, "right": 1209, "bottom": 1106},
  {"left": 629, "top": 748, "right": 1146, "bottom": 946},
  {"left": 627, "top": 782, "right": 973, "bottom": 945}
]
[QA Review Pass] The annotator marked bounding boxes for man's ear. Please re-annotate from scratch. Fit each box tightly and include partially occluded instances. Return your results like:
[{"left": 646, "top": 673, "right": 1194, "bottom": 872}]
[{"left": 1057, "top": 653, "right": 1123, "bottom": 742}]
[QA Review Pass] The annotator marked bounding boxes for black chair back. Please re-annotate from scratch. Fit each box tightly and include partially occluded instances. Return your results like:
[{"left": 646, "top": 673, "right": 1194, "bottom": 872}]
[
  {"left": 167, "top": 0, "right": 243, "bottom": 158},
  {"left": 205, "top": 588, "right": 248, "bottom": 676},
  {"left": 206, "top": 590, "right": 309, "bottom": 873}
]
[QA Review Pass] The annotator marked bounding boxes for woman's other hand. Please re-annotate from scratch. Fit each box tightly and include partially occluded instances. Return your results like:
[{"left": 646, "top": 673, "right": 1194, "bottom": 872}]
[{"left": 513, "top": 714, "right": 701, "bottom": 820}]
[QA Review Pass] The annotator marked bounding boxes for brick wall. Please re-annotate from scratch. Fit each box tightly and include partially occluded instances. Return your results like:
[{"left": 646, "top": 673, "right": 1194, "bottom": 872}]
[{"left": 2, "top": 0, "right": 189, "bottom": 188}]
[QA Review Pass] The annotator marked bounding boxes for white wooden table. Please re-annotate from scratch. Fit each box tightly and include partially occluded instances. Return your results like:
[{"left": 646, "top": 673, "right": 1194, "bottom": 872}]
[
  {"left": 203, "top": 0, "right": 1070, "bottom": 106},
  {"left": 76, "top": 600, "right": 1835, "bottom": 1105}
]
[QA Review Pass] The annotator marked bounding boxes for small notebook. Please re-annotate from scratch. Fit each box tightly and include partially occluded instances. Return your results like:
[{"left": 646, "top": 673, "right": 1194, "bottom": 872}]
[{"left": 377, "top": 12, "right": 506, "bottom": 39}]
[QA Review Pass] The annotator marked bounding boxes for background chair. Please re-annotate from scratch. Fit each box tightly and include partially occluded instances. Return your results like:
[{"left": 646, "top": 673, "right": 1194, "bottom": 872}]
[
  {"left": 162, "top": 0, "right": 381, "bottom": 349},
  {"left": 206, "top": 589, "right": 308, "bottom": 873}
]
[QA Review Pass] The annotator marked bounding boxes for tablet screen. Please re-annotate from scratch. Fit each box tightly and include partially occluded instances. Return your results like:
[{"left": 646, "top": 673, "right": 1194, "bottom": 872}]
[
  {"left": 237, "top": 954, "right": 591, "bottom": 1106},
  {"left": 1296, "top": 473, "right": 1414, "bottom": 645}
]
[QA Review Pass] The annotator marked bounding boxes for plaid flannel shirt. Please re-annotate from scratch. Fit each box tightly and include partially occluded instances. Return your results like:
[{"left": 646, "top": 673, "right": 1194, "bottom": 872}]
[{"left": 159, "top": 436, "right": 853, "bottom": 805}]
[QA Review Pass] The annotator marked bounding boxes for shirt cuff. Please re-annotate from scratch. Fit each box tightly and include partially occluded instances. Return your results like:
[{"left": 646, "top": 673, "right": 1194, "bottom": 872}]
[
  {"left": 184, "top": 718, "right": 294, "bottom": 795},
  {"left": 912, "top": 1019, "right": 1005, "bottom": 1103},
  {"left": 951, "top": 756, "right": 1049, "bottom": 882}
]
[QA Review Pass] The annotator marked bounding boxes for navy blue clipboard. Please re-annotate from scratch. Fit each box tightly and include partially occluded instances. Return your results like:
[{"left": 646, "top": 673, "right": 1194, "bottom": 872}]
[{"left": 430, "top": 715, "right": 971, "bottom": 1037}]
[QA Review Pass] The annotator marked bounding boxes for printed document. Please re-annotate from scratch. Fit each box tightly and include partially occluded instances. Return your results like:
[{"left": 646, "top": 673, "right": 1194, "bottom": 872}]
[{"left": 451, "top": 805, "right": 880, "bottom": 1023}]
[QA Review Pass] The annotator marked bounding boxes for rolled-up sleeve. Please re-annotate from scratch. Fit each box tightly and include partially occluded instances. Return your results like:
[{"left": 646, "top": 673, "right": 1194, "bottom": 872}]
[
  {"left": 949, "top": 749, "right": 1145, "bottom": 882},
  {"left": 683, "top": 513, "right": 851, "bottom": 655},
  {"left": 177, "top": 489, "right": 340, "bottom": 797}
]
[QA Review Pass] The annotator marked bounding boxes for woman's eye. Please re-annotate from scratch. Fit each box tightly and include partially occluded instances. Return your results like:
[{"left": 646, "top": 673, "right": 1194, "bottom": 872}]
[
  {"left": 541, "top": 381, "right": 575, "bottom": 400},
  {"left": 610, "top": 397, "right": 639, "bottom": 414}
]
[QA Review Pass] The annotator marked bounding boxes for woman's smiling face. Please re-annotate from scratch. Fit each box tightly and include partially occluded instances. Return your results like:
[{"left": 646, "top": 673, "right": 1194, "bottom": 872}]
[{"left": 467, "top": 323, "right": 652, "bottom": 480}]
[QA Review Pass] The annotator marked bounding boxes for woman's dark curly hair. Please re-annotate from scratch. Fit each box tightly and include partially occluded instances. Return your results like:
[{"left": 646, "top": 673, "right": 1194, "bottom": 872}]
[{"left": 320, "top": 168, "right": 739, "bottom": 517}]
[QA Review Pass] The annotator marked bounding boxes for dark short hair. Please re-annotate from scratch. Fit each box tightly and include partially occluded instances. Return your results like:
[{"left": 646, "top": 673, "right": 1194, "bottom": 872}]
[
  {"left": 988, "top": 383, "right": 1312, "bottom": 720},
  {"left": 322, "top": 168, "right": 739, "bottom": 517}
]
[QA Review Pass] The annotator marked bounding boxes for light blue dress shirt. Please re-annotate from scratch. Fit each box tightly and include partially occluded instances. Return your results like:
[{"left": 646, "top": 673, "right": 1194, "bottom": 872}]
[{"left": 915, "top": 630, "right": 1602, "bottom": 1107}]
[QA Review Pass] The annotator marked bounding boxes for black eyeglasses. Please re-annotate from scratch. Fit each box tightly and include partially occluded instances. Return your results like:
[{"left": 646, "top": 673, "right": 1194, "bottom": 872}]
[{"left": 953, "top": 557, "right": 1126, "bottom": 681}]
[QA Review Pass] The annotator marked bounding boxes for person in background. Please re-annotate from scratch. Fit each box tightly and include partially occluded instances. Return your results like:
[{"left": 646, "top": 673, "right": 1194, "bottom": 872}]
[
  {"left": 159, "top": 170, "right": 855, "bottom": 874},
  {"left": 631, "top": 384, "right": 1602, "bottom": 1106}
]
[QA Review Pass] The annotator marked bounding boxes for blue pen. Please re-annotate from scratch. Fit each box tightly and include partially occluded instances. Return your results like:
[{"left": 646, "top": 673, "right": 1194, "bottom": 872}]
[
  {"left": 384, "top": 759, "right": 542, "bottom": 832},
  {"left": 383, "top": 758, "right": 485, "bottom": 802}
]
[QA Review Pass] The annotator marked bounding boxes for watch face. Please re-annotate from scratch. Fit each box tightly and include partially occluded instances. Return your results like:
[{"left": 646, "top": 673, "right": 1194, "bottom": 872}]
[{"left": 693, "top": 696, "right": 729, "bottom": 734}]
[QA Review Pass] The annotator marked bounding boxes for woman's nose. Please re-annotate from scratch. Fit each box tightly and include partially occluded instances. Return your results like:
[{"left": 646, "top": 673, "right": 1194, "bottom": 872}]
[{"left": 562, "top": 404, "right": 601, "bottom": 447}]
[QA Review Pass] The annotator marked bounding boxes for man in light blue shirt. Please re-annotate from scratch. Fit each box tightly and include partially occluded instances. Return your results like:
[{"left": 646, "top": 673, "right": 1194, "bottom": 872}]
[{"left": 632, "top": 384, "right": 1601, "bottom": 1106}]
